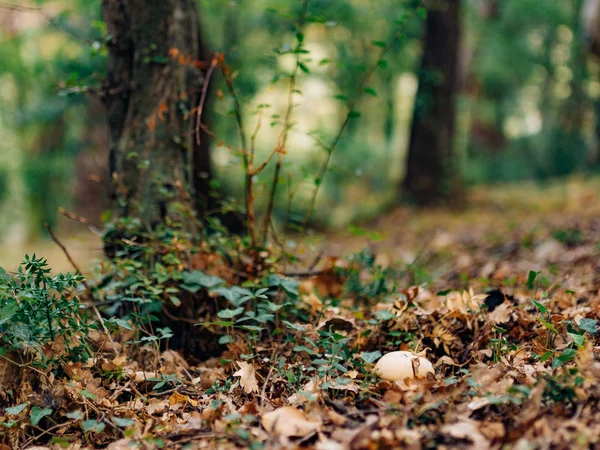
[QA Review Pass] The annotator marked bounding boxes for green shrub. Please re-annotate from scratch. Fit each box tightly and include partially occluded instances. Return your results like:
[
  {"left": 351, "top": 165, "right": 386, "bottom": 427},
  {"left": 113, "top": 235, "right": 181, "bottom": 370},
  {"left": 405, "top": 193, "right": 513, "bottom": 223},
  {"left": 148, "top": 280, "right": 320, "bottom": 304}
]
[{"left": 0, "top": 255, "right": 92, "bottom": 369}]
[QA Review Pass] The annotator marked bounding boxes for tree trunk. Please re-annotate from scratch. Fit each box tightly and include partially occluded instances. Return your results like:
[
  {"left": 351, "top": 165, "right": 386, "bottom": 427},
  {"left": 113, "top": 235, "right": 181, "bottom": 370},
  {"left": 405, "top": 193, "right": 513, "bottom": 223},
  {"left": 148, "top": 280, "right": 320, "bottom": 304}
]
[
  {"left": 402, "top": 0, "right": 463, "bottom": 206},
  {"left": 101, "top": 0, "right": 212, "bottom": 226}
]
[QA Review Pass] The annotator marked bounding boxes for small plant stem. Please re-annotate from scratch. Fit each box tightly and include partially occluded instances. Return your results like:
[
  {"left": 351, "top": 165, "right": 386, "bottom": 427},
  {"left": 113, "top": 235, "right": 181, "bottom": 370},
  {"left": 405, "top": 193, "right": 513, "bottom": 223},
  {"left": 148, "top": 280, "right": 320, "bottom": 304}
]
[
  {"left": 222, "top": 73, "right": 255, "bottom": 247},
  {"left": 298, "top": 1, "right": 423, "bottom": 240},
  {"left": 261, "top": 0, "right": 309, "bottom": 245}
]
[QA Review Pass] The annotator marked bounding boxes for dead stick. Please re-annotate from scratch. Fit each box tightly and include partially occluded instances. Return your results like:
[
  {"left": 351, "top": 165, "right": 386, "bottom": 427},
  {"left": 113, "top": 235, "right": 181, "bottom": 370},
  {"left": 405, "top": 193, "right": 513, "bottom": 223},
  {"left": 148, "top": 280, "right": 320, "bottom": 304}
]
[{"left": 45, "top": 223, "right": 119, "bottom": 357}]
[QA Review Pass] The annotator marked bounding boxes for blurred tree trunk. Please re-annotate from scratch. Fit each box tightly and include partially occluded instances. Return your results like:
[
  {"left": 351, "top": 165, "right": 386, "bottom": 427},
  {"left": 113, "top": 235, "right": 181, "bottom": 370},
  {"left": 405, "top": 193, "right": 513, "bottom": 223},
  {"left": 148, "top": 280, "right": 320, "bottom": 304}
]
[
  {"left": 462, "top": 0, "right": 507, "bottom": 157},
  {"left": 101, "top": 0, "right": 212, "bottom": 226},
  {"left": 24, "top": 116, "right": 66, "bottom": 239},
  {"left": 583, "top": 0, "right": 600, "bottom": 166},
  {"left": 75, "top": 98, "right": 110, "bottom": 223},
  {"left": 545, "top": 0, "right": 589, "bottom": 176},
  {"left": 402, "top": 0, "right": 463, "bottom": 206}
]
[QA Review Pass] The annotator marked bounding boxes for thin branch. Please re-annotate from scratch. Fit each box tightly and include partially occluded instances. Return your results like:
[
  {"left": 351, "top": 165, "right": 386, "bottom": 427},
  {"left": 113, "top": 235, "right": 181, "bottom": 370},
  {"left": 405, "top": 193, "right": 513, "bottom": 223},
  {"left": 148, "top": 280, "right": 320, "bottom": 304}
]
[
  {"left": 0, "top": 2, "right": 90, "bottom": 44},
  {"left": 45, "top": 223, "right": 119, "bottom": 357},
  {"left": 58, "top": 207, "right": 103, "bottom": 234},
  {"left": 250, "top": 111, "right": 263, "bottom": 167},
  {"left": 195, "top": 58, "right": 217, "bottom": 145},
  {"left": 298, "top": 1, "right": 424, "bottom": 240}
]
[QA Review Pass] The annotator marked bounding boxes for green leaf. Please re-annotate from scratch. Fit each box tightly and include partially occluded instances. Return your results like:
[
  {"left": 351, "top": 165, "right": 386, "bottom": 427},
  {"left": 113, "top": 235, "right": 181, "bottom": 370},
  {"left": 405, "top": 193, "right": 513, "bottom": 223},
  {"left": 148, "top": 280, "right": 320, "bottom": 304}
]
[
  {"left": 106, "top": 318, "right": 133, "bottom": 330},
  {"left": 538, "top": 318, "right": 557, "bottom": 333},
  {"left": 532, "top": 300, "right": 547, "bottom": 314},
  {"left": 360, "top": 351, "right": 382, "bottom": 364},
  {"left": 333, "top": 94, "right": 348, "bottom": 101},
  {"left": 443, "top": 377, "right": 459, "bottom": 386},
  {"left": 5, "top": 403, "right": 27, "bottom": 415},
  {"left": 0, "top": 301, "right": 18, "bottom": 325},
  {"left": 298, "top": 62, "right": 310, "bottom": 73},
  {"left": 293, "top": 345, "right": 317, "bottom": 355},
  {"left": 112, "top": 417, "right": 135, "bottom": 428},
  {"left": 82, "top": 419, "right": 105, "bottom": 433},
  {"left": 527, "top": 271, "right": 539, "bottom": 289},
  {"left": 567, "top": 332, "right": 585, "bottom": 348},
  {"left": 378, "top": 59, "right": 388, "bottom": 69},
  {"left": 348, "top": 111, "right": 361, "bottom": 119},
  {"left": 372, "top": 40, "right": 386, "bottom": 48},
  {"left": 578, "top": 318, "right": 598, "bottom": 334},
  {"left": 374, "top": 310, "right": 395, "bottom": 321},
  {"left": 182, "top": 271, "right": 224, "bottom": 290},
  {"left": 364, "top": 87, "right": 378, "bottom": 97},
  {"left": 217, "top": 307, "right": 244, "bottom": 319},
  {"left": 417, "top": 7, "right": 428, "bottom": 20},
  {"left": 283, "top": 320, "right": 307, "bottom": 331},
  {"left": 66, "top": 410, "right": 85, "bottom": 420},
  {"left": 211, "top": 286, "right": 253, "bottom": 306},
  {"left": 218, "top": 335, "right": 235, "bottom": 344},
  {"left": 30, "top": 406, "right": 53, "bottom": 426}
]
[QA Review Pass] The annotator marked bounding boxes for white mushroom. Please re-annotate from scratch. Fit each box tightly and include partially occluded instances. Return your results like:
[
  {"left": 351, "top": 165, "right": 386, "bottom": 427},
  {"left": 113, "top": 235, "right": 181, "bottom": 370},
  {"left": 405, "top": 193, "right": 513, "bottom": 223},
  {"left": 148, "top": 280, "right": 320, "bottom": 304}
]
[{"left": 374, "top": 351, "right": 434, "bottom": 381}]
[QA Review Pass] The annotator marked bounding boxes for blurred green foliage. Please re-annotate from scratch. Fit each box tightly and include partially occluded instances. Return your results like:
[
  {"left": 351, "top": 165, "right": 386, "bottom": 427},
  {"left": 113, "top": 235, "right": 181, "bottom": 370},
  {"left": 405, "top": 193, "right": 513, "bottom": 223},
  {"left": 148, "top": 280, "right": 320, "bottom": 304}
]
[{"left": 0, "top": 0, "right": 599, "bottom": 237}]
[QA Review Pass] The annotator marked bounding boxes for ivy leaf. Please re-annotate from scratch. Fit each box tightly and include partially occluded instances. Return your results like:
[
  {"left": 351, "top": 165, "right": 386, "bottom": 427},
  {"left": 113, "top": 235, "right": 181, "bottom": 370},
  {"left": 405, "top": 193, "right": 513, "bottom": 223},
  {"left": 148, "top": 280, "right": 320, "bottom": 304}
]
[
  {"left": 360, "top": 350, "right": 382, "bottom": 364},
  {"left": 578, "top": 318, "right": 598, "bottom": 334},
  {"left": 112, "top": 417, "right": 135, "bottom": 428},
  {"left": 30, "top": 406, "right": 53, "bottom": 426},
  {"left": 82, "top": 419, "right": 105, "bottom": 433},
  {"left": 5, "top": 403, "right": 27, "bottom": 415},
  {"left": 66, "top": 410, "right": 85, "bottom": 420},
  {"left": 567, "top": 332, "right": 585, "bottom": 347}
]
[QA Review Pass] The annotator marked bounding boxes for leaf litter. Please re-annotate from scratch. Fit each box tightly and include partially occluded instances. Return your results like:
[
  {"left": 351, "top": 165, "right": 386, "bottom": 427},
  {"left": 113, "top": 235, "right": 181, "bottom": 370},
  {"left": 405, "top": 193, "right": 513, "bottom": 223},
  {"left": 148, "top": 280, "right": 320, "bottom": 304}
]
[{"left": 0, "top": 178, "right": 599, "bottom": 449}]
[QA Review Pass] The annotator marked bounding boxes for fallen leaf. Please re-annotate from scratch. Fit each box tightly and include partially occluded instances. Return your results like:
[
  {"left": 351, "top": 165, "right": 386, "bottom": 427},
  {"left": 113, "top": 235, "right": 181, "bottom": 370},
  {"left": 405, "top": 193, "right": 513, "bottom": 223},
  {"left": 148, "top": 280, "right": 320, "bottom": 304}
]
[
  {"left": 261, "top": 406, "right": 320, "bottom": 437},
  {"left": 233, "top": 361, "right": 259, "bottom": 394}
]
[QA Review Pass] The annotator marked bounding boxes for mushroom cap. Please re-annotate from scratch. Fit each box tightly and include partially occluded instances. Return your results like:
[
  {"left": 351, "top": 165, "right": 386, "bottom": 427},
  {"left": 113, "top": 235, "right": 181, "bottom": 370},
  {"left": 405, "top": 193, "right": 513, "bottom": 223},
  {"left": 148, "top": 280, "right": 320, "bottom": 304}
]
[{"left": 374, "top": 351, "right": 434, "bottom": 381}]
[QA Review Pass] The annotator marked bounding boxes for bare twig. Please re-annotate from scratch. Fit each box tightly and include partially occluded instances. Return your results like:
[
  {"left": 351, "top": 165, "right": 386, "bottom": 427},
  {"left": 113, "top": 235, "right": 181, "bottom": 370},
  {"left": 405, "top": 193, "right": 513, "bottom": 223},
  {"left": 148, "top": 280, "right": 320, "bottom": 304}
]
[
  {"left": 58, "top": 207, "right": 103, "bottom": 234},
  {"left": 0, "top": 2, "right": 90, "bottom": 44},
  {"left": 45, "top": 223, "right": 119, "bottom": 357},
  {"left": 195, "top": 58, "right": 217, "bottom": 145}
]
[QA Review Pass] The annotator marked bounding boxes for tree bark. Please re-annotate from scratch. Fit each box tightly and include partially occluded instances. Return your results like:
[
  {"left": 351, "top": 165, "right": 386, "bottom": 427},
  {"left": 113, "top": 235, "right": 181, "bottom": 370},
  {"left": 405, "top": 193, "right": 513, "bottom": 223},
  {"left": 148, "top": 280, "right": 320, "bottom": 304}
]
[
  {"left": 101, "top": 0, "right": 212, "bottom": 226},
  {"left": 402, "top": 0, "right": 463, "bottom": 206}
]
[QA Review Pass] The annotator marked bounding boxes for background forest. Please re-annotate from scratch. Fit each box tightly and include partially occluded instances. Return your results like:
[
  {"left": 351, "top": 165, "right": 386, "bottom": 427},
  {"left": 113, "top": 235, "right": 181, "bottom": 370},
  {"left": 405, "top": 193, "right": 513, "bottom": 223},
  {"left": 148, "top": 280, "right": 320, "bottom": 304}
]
[
  {"left": 1, "top": 2, "right": 600, "bottom": 450},
  {"left": 1, "top": 0, "right": 600, "bottom": 270}
]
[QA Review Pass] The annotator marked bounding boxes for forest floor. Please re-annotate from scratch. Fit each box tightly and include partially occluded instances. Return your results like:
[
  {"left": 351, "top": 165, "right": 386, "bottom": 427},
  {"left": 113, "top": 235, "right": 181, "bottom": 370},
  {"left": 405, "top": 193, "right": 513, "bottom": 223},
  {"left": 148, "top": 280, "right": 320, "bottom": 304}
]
[{"left": 1, "top": 175, "right": 600, "bottom": 449}]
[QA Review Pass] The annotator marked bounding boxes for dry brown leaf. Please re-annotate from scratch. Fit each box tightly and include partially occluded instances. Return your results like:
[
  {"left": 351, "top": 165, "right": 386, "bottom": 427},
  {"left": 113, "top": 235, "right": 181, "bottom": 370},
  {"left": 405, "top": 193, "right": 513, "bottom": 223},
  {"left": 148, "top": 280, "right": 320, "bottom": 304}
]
[
  {"left": 146, "top": 398, "right": 169, "bottom": 415},
  {"left": 233, "top": 361, "right": 259, "bottom": 394},
  {"left": 441, "top": 420, "right": 490, "bottom": 449},
  {"left": 489, "top": 302, "right": 512, "bottom": 324},
  {"left": 261, "top": 406, "right": 320, "bottom": 437}
]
